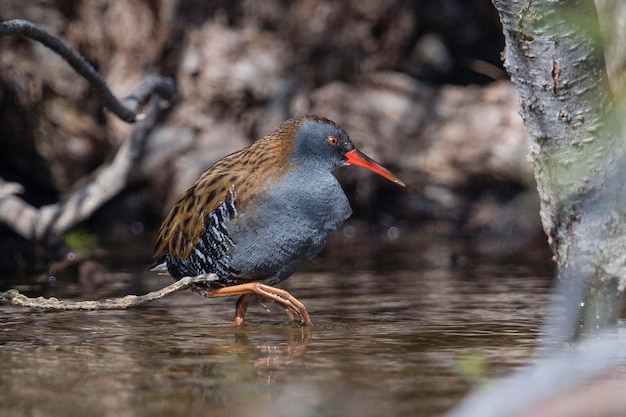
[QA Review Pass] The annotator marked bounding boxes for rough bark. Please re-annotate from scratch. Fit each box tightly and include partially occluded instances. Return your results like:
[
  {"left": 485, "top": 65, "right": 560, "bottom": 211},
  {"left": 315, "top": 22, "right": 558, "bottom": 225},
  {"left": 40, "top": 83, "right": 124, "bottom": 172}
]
[{"left": 492, "top": 0, "right": 626, "bottom": 331}]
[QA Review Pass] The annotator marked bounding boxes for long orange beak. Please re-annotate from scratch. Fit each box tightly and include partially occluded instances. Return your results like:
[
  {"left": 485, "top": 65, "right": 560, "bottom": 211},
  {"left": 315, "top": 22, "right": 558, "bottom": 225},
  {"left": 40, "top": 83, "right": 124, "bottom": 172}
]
[{"left": 345, "top": 149, "right": 405, "bottom": 187}]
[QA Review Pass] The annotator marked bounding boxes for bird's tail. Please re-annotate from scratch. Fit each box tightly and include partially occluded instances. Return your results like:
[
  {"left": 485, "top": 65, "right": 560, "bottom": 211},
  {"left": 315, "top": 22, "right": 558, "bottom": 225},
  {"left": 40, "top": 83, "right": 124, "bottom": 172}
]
[{"left": 150, "top": 262, "right": 169, "bottom": 274}]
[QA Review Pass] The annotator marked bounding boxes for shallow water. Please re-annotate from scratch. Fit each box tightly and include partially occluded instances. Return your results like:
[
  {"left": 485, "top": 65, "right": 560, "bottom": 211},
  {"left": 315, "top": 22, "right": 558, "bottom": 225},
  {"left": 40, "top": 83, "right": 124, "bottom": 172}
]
[{"left": 0, "top": 232, "right": 553, "bottom": 417}]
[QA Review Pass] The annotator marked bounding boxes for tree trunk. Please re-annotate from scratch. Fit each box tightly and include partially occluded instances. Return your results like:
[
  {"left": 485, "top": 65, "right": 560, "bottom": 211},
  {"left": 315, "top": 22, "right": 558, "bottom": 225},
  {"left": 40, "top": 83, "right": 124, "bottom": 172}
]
[{"left": 492, "top": 0, "right": 626, "bottom": 332}]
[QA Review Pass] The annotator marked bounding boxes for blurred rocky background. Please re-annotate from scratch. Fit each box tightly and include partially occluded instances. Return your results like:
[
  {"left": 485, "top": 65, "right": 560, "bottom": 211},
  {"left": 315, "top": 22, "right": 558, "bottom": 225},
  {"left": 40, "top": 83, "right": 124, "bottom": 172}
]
[{"left": 0, "top": 0, "right": 543, "bottom": 277}]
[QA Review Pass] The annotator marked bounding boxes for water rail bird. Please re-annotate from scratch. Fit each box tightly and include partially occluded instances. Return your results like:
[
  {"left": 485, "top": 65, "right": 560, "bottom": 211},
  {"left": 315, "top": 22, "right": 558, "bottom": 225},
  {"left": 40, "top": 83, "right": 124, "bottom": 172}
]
[{"left": 152, "top": 115, "right": 405, "bottom": 325}]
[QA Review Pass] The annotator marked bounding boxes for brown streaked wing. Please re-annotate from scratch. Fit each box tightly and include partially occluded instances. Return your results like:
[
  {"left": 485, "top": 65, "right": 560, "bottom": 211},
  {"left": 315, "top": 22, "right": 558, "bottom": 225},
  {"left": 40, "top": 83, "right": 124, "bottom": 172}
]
[
  {"left": 152, "top": 125, "right": 297, "bottom": 266},
  {"left": 153, "top": 156, "right": 243, "bottom": 264}
]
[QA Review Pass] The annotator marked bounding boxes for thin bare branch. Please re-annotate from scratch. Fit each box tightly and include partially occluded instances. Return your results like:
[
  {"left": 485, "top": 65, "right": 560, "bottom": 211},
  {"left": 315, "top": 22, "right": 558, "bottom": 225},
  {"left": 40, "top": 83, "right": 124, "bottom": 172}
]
[
  {"left": 0, "top": 93, "right": 173, "bottom": 241},
  {"left": 0, "top": 274, "right": 218, "bottom": 310},
  {"left": 0, "top": 19, "right": 177, "bottom": 122},
  {"left": 0, "top": 19, "right": 178, "bottom": 242},
  {"left": 0, "top": 179, "right": 39, "bottom": 240}
]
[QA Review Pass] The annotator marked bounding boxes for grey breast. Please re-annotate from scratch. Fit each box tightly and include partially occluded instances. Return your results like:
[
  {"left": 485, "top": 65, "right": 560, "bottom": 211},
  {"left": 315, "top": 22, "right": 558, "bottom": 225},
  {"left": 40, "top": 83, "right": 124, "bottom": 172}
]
[{"left": 225, "top": 168, "right": 352, "bottom": 284}]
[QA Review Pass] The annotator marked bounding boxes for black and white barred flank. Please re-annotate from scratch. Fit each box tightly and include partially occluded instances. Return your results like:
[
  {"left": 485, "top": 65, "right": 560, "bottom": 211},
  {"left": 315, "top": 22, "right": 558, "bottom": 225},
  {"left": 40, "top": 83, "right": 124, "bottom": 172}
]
[{"left": 154, "top": 186, "right": 240, "bottom": 286}]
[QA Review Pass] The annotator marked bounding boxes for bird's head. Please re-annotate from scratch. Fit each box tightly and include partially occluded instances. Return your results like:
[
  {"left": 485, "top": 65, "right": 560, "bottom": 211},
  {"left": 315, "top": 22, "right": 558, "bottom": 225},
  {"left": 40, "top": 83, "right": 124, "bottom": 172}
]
[{"left": 289, "top": 115, "right": 405, "bottom": 187}]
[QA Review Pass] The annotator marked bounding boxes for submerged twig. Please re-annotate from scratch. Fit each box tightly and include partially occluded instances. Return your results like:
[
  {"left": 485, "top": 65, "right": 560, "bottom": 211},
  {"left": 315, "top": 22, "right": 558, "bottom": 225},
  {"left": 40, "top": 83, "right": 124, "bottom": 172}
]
[{"left": 0, "top": 274, "right": 217, "bottom": 310}]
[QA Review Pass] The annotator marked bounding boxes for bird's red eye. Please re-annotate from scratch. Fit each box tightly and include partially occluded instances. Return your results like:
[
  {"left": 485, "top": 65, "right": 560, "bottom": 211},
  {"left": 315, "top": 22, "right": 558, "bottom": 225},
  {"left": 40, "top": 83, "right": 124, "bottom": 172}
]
[{"left": 328, "top": 136, "right": 338, "bottom": 146}]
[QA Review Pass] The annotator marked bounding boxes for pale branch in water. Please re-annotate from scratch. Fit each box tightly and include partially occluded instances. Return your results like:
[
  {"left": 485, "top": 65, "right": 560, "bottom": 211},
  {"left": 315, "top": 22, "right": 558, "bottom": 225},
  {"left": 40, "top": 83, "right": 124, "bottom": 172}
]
[
  {"left": 0, "top": 274, "right": 218, "bottom": 310},
  {"left": 0, "top": 93, "right": 171, "bottom": 242},
  {"left": 0, "top": 19, "right": 178, "bottom": 243}
]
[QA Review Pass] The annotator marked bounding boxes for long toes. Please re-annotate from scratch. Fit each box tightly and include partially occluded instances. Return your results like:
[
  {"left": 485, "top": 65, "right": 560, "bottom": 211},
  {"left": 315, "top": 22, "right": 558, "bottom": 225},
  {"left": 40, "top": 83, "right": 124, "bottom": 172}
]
[
  {"left": 283, "top": 307, "right": 296, "bottom": 322},
  {"left": 295, "top": 308, "right": 312, "bottom": 326},
  {"left": 281, "top": 301, "right": 311, "bottom": 326},
  {"left": 256, "top": 296, "right": 272, "bottom": 313},
  {"left": 287, "top": 305, "right": 309, "bottom": 326}
]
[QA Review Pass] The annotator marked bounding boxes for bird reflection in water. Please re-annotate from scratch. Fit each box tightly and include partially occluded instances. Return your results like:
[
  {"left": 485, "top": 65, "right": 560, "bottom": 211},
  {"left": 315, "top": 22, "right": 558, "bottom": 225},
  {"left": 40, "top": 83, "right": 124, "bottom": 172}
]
[
  {"left": 233, "top": 326, "right": 312, "bottom": 385},
  {"left": 185, "top": 324, "right": 312, "bottom": 398}
]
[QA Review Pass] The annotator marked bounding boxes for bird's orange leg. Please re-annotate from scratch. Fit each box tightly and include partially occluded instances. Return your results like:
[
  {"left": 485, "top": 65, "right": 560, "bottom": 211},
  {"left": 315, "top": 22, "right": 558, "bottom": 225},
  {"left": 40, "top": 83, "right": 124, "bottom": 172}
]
[
  {"left": 208, "top": 283, "right": 312, "bottom": 326},
  {"left": 234, "top": 294, "right": 252, "bottom": 326}
]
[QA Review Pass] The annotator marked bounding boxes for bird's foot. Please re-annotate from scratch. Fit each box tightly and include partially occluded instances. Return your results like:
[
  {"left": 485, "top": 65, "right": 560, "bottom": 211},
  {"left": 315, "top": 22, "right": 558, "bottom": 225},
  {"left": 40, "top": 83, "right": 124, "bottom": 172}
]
[
  {"left": 250, "top": 283, "right": 312, "bottom": 325},
  {"left": 256, "top": 295, "right": 299, "bottom": 323},
  {"left": 254, "top": 296, "right": 296, "bottom": 322},
  {"left": 209, "top": 283, "right": 312, "bottom": 326}
]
